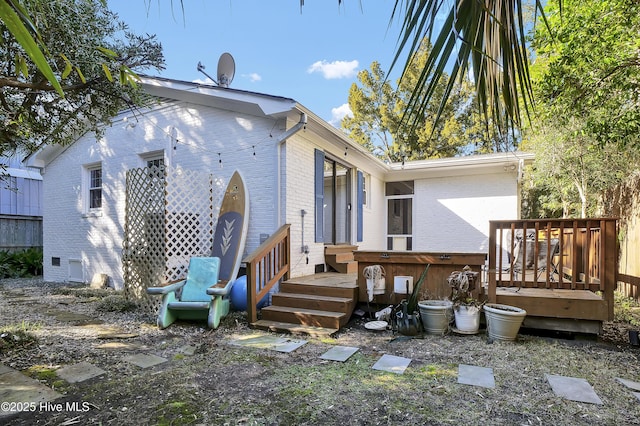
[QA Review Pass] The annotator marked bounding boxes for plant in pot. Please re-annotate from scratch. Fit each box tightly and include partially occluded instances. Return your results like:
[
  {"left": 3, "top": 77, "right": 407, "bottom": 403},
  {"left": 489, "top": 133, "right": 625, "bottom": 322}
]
[
  {"left": 392, "top": 264, "right": 430, "bottom": 336},
  {"left": 447, "top": 265, "right": 482, "bottom": 334}
]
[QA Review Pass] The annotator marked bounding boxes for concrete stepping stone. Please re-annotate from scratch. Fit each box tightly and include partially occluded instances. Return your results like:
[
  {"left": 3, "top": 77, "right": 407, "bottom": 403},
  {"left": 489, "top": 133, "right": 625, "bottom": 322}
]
[
  {"left": 320, "top": 346, "right": 359, "bottom": 362},
  {"left": 56, "top": 361, "right": 106, "bottom": 383},
  {"left": 44, "top": 308, "right": 103, "bottom": 325},
  {"left": 0, "top": 364, "right": 61, "bottom": 419},
  {"left": 178, "top": 345, "right": 198, "bottom": 356},
  {"left": 95, "top": 341, "right": 145, "bottom": 351},
  {"left": 372, "top": 354, "right": 411, "bottom": 374},
  {"left": 124, "top": 353, "right": 168, "bottom": 369},
  {"left": 457, "top": 364, "right": 495, "bottom": 389},
  {"left": 228, "top": 334, "right": 308, "bottom": 353},
  {"left": 616, "top": 377, "right": 640, "bottom": 392},
  {"left": 545, "top": 374, "right": 602, "bottom": 405}
]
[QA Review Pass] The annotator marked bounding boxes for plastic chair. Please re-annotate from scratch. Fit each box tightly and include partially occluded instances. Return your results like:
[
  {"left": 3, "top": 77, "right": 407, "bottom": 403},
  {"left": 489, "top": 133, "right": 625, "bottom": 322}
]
[{"left": 147, "top": 256, "right": 232, "bottom": 329}]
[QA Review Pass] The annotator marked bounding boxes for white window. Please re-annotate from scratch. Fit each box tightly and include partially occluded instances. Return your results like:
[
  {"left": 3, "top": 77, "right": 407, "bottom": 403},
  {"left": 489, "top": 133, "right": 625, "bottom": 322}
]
[
  {"left": 385, "top": 181, "right": 414, "bottom": 251},
  {"left": 88, "top": 164, "right": 102, "bottom": 210},
  {"left": 140, "top": 151, "right": 165, "bottom": 179},
  {"left": 363, "top": 172, "right": 370, "bottom": 208}
]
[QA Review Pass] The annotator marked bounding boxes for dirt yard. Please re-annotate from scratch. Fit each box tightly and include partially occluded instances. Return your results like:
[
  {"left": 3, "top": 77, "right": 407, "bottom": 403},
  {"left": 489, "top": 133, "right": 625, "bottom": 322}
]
[{"left": 1, "top": 277, "right": 640, "bottom": 426}]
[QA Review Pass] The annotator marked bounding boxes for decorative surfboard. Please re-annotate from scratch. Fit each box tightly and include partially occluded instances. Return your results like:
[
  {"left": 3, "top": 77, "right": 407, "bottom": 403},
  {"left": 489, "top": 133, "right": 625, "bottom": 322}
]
[{"left": 206, "top": 170, "right": 249, "bottom": 327}]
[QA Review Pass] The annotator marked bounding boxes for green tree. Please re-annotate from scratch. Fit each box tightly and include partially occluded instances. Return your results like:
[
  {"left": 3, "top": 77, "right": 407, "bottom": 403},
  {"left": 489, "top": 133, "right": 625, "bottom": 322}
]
[
  {"left": 522, "top": 0, "right": 640, "bottom": 218},
  {"left": 342, "top": 38, "right": 509, "bottom": 162},
  {"left": 0, "top": 0, "right": 164, "bottom": 157}
]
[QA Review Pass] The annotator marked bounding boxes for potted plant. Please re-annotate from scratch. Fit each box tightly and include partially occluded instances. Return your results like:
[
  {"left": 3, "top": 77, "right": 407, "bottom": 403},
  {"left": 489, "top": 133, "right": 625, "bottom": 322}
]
[
  {"left": 392, "top": 264, "right": 430, "bottom": 336},
  {"left": 447, "top": 265, "right": 482, "bottom": 334}
]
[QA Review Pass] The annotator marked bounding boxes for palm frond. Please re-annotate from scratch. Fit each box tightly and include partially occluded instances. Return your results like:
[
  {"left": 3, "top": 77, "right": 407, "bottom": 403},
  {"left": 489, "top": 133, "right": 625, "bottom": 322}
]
[{"left": 391, "top": 0, "right": 552, "bottom": 138}]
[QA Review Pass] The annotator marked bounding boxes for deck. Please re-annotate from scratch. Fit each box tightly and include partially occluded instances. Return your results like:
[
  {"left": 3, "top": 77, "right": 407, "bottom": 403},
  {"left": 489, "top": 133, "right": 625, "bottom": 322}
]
[{"left": 487, "top": 218, "right": 617, "bottom": 333}]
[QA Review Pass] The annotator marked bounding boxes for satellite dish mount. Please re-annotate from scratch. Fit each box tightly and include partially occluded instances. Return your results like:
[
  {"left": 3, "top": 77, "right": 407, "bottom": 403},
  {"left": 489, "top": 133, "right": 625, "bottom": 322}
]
[{"left": 197, "top": 52, "right": 235, "bottom": 88}]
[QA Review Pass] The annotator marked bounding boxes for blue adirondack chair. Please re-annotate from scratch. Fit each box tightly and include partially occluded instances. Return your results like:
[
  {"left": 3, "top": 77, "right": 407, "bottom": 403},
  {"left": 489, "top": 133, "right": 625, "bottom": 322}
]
[{"left": 147, "top": 257, "right": 230, "bottom": 329}]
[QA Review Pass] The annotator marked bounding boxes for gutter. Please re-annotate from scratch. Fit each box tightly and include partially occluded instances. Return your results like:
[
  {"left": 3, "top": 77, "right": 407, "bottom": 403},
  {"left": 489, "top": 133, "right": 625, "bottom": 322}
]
[{"left": 276, "top": 112, "right": 307, "bottom": 227}]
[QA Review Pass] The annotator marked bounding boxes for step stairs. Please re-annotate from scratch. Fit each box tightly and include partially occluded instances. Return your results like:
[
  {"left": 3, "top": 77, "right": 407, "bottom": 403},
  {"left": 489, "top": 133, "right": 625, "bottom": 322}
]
[
  {"left": 253, "top": 272, "right": 358, "bottom": 336},
  {"left": 324, "top": 245, "right": 358, "bottom": 274}
]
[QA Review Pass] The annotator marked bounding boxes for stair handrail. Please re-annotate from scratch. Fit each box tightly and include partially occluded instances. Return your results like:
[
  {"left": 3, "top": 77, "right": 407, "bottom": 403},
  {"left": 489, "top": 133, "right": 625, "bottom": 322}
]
[{"left": 242, "top": 224, "right": 291, "bottom": 323}]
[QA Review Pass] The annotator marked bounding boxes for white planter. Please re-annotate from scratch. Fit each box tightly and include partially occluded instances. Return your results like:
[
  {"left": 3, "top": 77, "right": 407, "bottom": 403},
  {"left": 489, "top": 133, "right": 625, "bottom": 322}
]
[
  {"left": 484, "top": 303, "right": 527, "bottom": 341},
  {"left": 418, "top": 300, "right": 453, "bottom": 335},
  {"left": 453, "top": 305, "right": 481, "bottom": 334}
]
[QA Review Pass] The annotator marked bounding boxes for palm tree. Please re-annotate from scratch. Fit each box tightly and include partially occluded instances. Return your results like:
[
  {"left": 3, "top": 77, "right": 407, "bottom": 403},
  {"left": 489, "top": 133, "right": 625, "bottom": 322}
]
[{"left": 389, "top": 0, "right": 551, "bottom": 136}]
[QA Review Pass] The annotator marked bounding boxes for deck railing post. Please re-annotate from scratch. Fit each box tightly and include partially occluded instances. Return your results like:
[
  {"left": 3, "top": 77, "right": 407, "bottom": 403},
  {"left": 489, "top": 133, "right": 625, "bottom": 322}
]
[{"left": 242, "top": 224, "right": 291, "bottom": 326}]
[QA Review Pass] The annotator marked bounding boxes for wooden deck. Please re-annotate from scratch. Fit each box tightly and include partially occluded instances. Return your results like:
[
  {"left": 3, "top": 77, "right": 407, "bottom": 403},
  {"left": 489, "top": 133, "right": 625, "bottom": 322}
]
[{"left": 487, "top": 218, "right": 618, "bottom": 333}]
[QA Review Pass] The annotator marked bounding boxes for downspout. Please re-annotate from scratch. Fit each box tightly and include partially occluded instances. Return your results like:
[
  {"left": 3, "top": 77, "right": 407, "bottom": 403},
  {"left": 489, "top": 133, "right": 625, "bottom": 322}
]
[{"left": 276, "top": 112, "right": 307, "bottom": 227}]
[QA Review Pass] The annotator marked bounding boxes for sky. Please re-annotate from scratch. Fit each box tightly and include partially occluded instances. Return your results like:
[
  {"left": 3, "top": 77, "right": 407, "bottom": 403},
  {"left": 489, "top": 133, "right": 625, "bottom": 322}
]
[{"left": 109, "top": 1, "right": 407, "bottom": 126}]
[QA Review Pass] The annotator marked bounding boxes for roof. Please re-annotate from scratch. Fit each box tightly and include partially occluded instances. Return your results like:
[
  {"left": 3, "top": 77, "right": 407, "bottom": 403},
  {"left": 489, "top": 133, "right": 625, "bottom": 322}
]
[{"left": 25, "top": 75, "right": 533, "bottom": 175}]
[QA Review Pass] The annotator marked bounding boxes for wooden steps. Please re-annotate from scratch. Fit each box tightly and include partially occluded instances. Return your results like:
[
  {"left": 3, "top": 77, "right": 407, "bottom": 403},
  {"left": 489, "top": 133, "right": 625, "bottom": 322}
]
[
  {"left": 253, "top": 272, "right": 358, "bottom": 336},
  {"left": 325, "top": 245, "right": 358, "bottom": 274}
]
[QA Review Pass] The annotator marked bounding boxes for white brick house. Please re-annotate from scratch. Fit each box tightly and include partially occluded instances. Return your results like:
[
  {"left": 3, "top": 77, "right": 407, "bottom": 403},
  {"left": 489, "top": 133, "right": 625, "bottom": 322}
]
[{"left": 26, "top": 76, "right": 532, "bottom": 289}]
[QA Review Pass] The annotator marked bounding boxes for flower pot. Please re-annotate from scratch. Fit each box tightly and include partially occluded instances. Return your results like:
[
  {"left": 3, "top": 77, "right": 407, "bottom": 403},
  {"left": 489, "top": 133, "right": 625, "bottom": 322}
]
[
  {"left": 453, "top": 305, "right": 481, "bottom": 334},
  {"left": 418, "top": 300, "right": 453, "bottom": 335},
  {"left": 395, "top": 311, "right": 421, "bottom": 336},
  {"left": 484, "top": 303, "right": 527, "bottom": 341}
]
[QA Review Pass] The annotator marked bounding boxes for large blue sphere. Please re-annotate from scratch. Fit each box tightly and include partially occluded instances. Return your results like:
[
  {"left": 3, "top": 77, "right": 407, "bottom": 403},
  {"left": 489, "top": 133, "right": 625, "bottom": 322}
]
[{"left": 230, "top": 275, "right": 268, "bottom": 311}]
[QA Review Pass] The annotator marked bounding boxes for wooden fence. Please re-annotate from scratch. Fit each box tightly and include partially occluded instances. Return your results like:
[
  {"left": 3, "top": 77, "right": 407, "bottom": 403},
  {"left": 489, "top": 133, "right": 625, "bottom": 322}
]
[{"left": 0, "top": 215, "right": 42, "bottom": 251}]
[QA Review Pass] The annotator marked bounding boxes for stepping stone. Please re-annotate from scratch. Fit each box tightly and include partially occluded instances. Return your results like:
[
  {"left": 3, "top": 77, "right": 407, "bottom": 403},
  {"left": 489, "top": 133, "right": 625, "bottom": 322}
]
[
  {"left": 125, "top": 353, "right": 168, "bottom": 369},
  {"left": 545, "top": 374, "right": 602, "bottom": 405},
  {"left": 372, "top": 354, "right": 411, "bottom": 374},
  {"left": 457, "top": 364, "right": 495, "bottom": 389},
  {"left": 0, "top": 366, "right": 61, "bottom": 418},
  {"left": 320, "top": 346, "right": 359, "bottom": 362},
  {"left": 178, "top": 345, "right": 197, "bottom": 356},
  {"left": 228, "top": 334, "right": 308, "bottom": 353},
  {"left": 616, "top": 377, "right": 640, "bottom": 392},
  {"left": 56, "top": 362, "right": 106, "bottom": 383},
  {"left": 95, "top": 341, "right": 144, "bottom": 351}
]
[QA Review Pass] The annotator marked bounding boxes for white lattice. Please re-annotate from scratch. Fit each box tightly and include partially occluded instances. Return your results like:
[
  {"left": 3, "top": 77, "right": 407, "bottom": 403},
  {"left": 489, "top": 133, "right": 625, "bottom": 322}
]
[{"left": 122, "top": 165, "right": 226, "bottom": 316}]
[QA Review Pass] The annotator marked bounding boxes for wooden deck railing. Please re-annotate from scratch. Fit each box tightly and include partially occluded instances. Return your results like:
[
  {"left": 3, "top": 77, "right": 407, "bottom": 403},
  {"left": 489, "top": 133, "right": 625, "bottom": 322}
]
[
  {"left": 242, "top": 224, "right": 291, "bottom": 324},
  {"left": 618, "top": 273, "right": 640, "bottom": 303},
  {"left": 487, "top": 218, "right": 618, "bottom": 320}
]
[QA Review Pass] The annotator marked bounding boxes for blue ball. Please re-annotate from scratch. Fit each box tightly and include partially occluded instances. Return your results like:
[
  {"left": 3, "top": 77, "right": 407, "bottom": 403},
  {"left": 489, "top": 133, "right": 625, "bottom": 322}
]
[{"left": 230, "top": 276, "right": 269, "bottom": 311}]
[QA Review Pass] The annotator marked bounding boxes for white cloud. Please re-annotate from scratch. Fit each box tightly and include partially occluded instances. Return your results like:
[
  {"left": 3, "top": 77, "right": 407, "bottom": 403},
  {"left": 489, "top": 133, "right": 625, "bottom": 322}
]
[
  {"left": 307, "top": 60, "right": 359, "bottom": 79},
  {"left": 243, "top": 73, "right": 262, "bottom": 83},
  {"left": 329, "top": 103, "right": 352, "bottom": 127}
]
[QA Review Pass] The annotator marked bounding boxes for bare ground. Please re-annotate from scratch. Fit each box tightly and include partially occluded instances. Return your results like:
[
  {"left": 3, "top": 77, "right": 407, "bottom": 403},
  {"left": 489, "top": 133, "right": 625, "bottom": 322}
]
[{"left": 1, "top": 277, "right": 640, "bottom": 426}]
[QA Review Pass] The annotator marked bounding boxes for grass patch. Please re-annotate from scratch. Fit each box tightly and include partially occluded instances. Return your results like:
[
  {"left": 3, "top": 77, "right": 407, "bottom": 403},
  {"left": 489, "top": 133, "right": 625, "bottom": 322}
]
[
  {"left": 0, "top": 321, "right": 40, "bottom": 353},
  {"left": 24, "top": 364, "right": 58, "bottom": 381},
  {"left": 154, "top": 398, "right": 199, "bottom": 425}
]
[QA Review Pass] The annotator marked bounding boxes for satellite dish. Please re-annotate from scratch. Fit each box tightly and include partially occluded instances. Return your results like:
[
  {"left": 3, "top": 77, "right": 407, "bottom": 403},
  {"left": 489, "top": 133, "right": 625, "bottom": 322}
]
[
  {"left": 217, "top": 52, "right": 235, "bottom": 88},
  {"left": 196, "top": 53, "right": 236, "bottom": 88}
]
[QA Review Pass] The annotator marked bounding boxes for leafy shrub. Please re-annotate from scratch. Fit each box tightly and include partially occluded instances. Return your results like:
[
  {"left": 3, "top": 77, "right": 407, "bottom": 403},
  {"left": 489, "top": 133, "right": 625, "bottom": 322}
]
[
  {"left": 614, "top": 290, "right": 640, "bottom": 327},
  {"left": 0, "top": 248, "right": 43, "bottom": 278},
  {"left": 95, "top": 294, "right": 138, "bottom": 312}
]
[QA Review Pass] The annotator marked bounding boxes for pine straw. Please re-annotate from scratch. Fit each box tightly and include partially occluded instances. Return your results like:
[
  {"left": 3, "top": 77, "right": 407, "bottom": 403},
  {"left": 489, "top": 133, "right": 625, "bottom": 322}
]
[{"left": 1, "top": 277, "right": 639, "bottom": 425}]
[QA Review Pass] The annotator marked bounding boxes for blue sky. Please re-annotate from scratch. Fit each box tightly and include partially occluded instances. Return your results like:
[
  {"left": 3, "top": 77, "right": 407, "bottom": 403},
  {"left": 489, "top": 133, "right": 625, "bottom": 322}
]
[{"left": 109, "top": 1, "right": 407, "bottom": 126}]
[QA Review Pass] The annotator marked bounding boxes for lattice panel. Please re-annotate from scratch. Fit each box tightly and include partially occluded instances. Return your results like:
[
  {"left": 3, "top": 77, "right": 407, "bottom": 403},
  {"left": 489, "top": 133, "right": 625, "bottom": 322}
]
[
  {"left": 122, "top": 165, "right": 226, "bottom": 317},
  {"left": 164, "top": 168, "right": 219, "bottom": 282}
]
